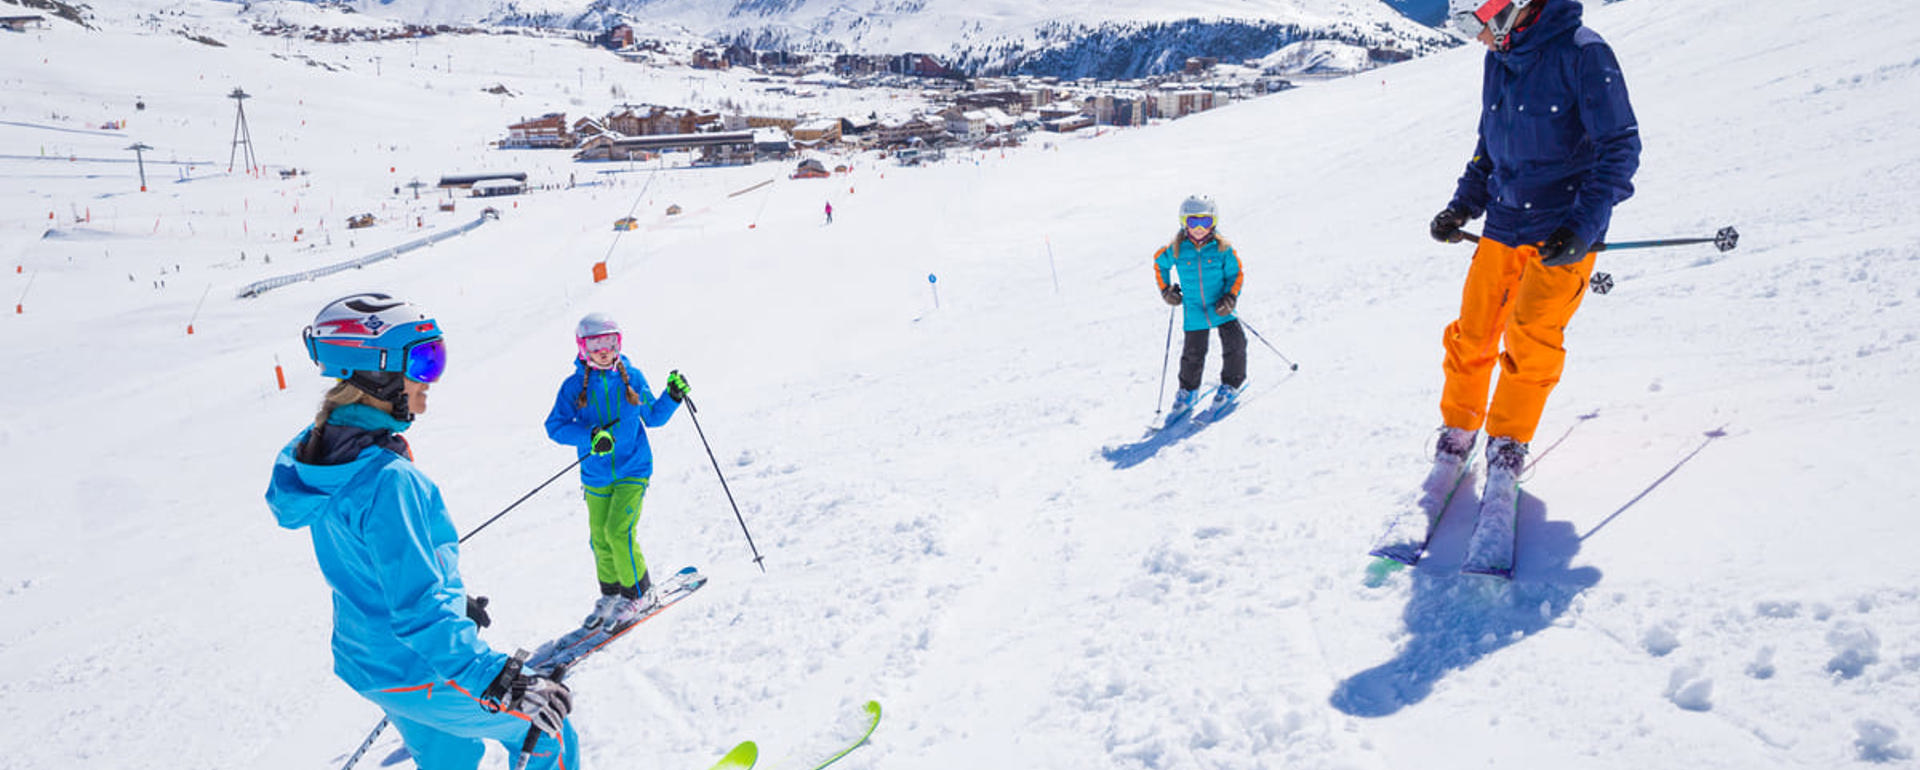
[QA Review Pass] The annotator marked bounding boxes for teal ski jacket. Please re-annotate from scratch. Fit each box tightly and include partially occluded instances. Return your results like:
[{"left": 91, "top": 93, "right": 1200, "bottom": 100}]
[
  {"left": 265, "top": 404, "right": 507, "bottom": 696},
  {"left": 1154, "top": 234, "right": 1244, "bottom": 332}
]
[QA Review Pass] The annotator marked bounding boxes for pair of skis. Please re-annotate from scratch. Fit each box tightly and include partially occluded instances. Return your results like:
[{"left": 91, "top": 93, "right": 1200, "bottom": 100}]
[
  {"left": 528, "top": 565, "right": 708, "bottom": 673},
  {"left": 702, "top": 700, "right": 883, "bottom": 770},
  {"left": 1155, "top": 382, "right": 1244, "bottom": 432},
  {"left": 1366, "top": 446, "right": 1519, "bottom": 580}
]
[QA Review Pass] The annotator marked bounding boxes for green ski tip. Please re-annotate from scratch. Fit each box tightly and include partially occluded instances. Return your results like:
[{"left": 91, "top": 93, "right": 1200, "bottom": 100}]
[
  {"left": 707, "top": 740, "right": 757, "bottom": 770},
  {"left": 1363, "top": 557, "right": 1407, "bottom": 588}
]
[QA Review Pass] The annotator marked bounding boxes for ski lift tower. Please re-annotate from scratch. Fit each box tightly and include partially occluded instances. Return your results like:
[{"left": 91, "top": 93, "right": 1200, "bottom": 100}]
[
  {"left": 126, "top": 142, "right": 152, "bottom": 192},
  {"left": 227, "top": 87, "right": 260, "bottom": 175}
]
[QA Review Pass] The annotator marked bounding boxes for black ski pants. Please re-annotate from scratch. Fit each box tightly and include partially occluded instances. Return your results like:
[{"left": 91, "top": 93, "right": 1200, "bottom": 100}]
[{"left": 1177, "top": 319, "right": 1247, "bottom": 392}]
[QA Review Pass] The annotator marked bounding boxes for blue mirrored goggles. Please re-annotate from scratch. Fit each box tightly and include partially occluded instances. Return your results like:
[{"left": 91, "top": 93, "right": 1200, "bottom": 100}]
[
  {"left": 404, "top": 337, "right": 447, "bottom": 383},
  {"left": 1184, "top": 214, "right": 1215, "bottom": 229}
]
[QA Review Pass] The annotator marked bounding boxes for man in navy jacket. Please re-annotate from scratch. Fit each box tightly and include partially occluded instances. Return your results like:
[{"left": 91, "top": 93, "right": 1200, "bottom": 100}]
[{"left": 1427, "top": 0, "right": 1641, "bottom": 485}]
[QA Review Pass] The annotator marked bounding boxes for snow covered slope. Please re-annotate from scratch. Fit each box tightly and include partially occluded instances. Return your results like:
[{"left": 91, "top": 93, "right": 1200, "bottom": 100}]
[{"left": 3, "top": 0, "right": 1919, "bottom": 768}]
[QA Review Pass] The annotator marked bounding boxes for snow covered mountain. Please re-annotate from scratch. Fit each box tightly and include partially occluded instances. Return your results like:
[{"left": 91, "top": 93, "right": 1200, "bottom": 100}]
[
  {"left": 6, "top": 0, "right": 1920, "bottom": 769},
  {"left": 224, "top": 0, "right": 1458, "bottom": 78}
]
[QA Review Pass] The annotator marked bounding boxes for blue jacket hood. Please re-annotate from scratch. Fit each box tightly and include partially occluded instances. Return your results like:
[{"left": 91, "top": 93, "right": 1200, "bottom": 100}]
[
  {"left": 1504, "top": 0, "right": 1584, "bottom": 60},
  {"left": 268, "top": 431, "right": 374, "bottom": 531},
  {"left": 268, "top": 406, "right": 412, "bottom": 531}
]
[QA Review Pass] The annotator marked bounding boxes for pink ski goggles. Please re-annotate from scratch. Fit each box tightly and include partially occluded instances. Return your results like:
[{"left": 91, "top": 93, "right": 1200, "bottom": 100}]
[{"left": 577, "top": 332, "right": 622, "bottom": 359}]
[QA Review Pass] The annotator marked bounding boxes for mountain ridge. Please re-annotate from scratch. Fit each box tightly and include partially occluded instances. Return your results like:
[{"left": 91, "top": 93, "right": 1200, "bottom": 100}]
[{"left": 231, "top": 0, "right": 1457, "bottom": 78}]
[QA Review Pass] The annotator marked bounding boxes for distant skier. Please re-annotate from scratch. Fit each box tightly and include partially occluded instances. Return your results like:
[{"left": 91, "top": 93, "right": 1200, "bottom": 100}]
[
  {"left": 1153, "top": 195, "right": 1246, "bottom": 417},
  {"left": 1422, "top": 0, "right": 1640, "bottom": 573},
  {"left": 545, "top": 313, "right": 690, "bottom": 630},
  {"left": 267, "top": 293, "right": 576, "bottom": 769},
  {"left": 824, "top": 200, "right": 834, "bottom": 224}
]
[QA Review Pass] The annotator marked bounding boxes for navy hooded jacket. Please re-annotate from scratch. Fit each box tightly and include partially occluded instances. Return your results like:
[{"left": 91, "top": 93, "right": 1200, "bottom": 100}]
[{"left": 1448, "top": 0, "right": 1640, "bottom": 248}]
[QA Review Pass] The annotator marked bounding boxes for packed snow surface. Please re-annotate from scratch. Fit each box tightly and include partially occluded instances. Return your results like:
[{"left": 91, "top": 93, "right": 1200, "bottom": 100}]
[{"left": 3, "top": 1, "right": 1919, "bottom": 768}]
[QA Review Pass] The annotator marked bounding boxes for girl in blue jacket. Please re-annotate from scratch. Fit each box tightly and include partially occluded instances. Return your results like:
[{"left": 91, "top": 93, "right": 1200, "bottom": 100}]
[
  {"left": 545, "top": 313, "right": 689, "bottom": 630},
  {"left": 1154, "top": 195, "right": 1247, "bottom": 415},
  {"left": 268, "top": 293, "right": 576, "bottom": 770}
]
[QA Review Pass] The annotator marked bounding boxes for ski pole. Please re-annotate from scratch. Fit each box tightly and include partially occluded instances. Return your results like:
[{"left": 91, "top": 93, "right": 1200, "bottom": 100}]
[
  {"left": 459, "top": 455, "right": 585, "bottom": 544},
  {"left": 1238, "top": 320, "right": 1300, "bottom": 371},
  {"left": 1453, "top": 226, "right": 1739, "bottom": 253},
  {"left": 1154, "top": 304, "right": 1176, "bottom": 418},
  {"left": 513, "top": 662, "right": 571, "bottom": 770},
  {"left": 680, "top": 387, "right": 768, "bottom": 573},
  {"left": 339, "top": 457, "right": 584, "bottom": 770},
  {"left": 1453, "top": 226, "right": 1739, "bottom": 294},
  {"left": 338, "top": 718, "right": 388, "bottom": 770}
]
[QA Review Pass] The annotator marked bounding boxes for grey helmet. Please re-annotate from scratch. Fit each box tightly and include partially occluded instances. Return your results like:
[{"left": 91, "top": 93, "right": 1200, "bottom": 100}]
[
  {"left": 1179, "top": 195, "right": 1217, "bottom": 220},
  {"left": 575, "top": 312, "right": 620, "bottom": 339},
  {"left": 574, "top": 312, "right": 623, "bottom": 364}
]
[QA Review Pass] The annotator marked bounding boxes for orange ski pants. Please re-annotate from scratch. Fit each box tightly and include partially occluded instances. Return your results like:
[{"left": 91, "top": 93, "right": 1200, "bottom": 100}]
[{"left": 1440, "top": 237, "right": 1594, "bottom": 444}]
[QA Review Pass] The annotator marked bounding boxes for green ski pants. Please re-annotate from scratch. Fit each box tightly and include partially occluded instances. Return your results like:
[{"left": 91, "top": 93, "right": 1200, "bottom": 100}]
[{"left": 584, "top": 479, "right": 649, "bottom": 588}]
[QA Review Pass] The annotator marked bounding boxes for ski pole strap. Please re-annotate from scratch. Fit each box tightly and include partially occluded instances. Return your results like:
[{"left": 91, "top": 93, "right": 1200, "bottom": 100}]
[
  {"left": 480, "top": 649, "right": 529, "bottom": 709},
  {"left": 512, "top": 662, "right": 568, "bottom": 770}
]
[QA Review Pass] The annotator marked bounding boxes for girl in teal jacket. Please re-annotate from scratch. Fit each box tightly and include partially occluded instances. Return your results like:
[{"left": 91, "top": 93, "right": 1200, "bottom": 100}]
[
  {"left": 268, "top": 293, "right": 575, "bottom": 770},
  {"left": 545, "top": 313, "right": 688, "bottom": 631},
  {"left": 1154, "top": 195, "right": 1248, "bottom": 413}
]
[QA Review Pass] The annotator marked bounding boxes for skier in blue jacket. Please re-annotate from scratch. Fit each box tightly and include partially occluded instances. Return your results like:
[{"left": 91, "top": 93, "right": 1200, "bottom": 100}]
[
  {"left": 267, "top": 293, "right": 577, "bottom": 770},
  {"left": 545, "top": 313, "right": 689, "bottom": 631},
  {"left": 1154, "top": 195, "right": 1247, "bottom": 415}
]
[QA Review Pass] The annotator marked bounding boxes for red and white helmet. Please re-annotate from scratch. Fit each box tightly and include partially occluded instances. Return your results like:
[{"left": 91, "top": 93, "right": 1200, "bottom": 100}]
[{"left": 1449, "top": 0, "right": 1536, "bottom": 50}]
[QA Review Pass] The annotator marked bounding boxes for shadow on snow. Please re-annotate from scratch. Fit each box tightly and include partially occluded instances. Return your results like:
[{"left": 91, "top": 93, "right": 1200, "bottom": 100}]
[
  {"left": 1098, "top": 403, "right": 1234, "bottom": 470},
  {"left": 1330, "top": 489, "right": 1603, "bottom": 718}
]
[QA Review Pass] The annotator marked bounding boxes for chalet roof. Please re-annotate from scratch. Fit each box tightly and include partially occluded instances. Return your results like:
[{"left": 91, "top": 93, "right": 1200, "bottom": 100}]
[
  {"left": 509, "top": 113, "right": 566, "bottom": 130},
  {"left": 579, "top": 131, "right": 757, "bottom": 152},
  {"left": 979, "top": 108, "right": 1018, "bottom": 128},
  {"left": 438, "top": 171, "right": 528, "bottom": 188}
]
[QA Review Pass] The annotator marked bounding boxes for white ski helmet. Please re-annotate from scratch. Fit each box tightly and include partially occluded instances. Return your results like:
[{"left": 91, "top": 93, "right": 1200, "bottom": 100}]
[
  {"left": 1448, "top": 0, "right": 1535, "bottom": 50},
  {"left": 574, "top": 312, "right": 623, "bottom": 363},
  {"left": 575, "top": 312, "right": 620, "bottom": 339},
  {"left": 302, "top": 292, "right": 445, "bottom": 420},
  {"left": 1179, "top": 195, "right": 1217, "bottom": 227},
  {"left": 304, "top": 292, "right": 444, "bottom": 382}
]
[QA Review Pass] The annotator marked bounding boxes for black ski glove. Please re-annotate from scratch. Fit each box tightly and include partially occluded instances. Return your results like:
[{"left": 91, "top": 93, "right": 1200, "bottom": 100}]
[
  {"left": 1429, "top": 206, "right": 1470, "bottom": 243},
  {"left": 590, "top": 428, "right": 614, "bottom": 456},
  {"left": 483, "top": 657, "right": 572, "bottom": 738},
  {"left": 466, "top": 595, "right": 491, "bottom": 629},
  {"left": 666, "top": 370, "right": 691, "bottom": 403},
  {"left": 1160, "top": 285, "right": 1183, "bottom": 306},
  {"left": 1538, "top": 226, "right": 1590, "bottom": 267},
  {"left": 1213, "top": 292, "right": 1237, "bottom": 316}
]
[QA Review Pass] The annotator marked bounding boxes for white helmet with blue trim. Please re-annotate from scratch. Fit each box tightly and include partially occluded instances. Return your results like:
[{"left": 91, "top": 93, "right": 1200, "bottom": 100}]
[{"left": 304, "top": 293, "right": 445, "bottom": 382}]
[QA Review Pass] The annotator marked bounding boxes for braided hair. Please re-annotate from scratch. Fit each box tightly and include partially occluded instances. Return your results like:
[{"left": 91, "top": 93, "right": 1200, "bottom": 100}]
[{"left": 575, "top": 359, "right": 642, "bottom": 410}]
